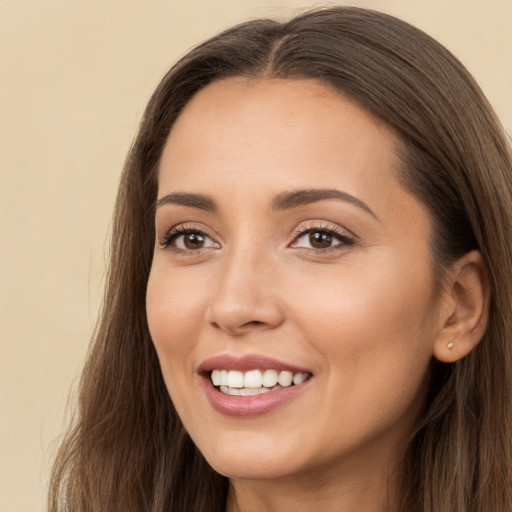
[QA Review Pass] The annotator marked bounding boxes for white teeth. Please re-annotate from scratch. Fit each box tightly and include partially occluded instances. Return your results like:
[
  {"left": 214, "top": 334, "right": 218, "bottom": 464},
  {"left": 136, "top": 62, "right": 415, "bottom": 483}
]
[
  {"left": 240, "top": 387, "right": 271, "bottom": 396},
  {"left": 262, "top": 369, "right": 278, "bottom": 387},
  {"left": 220, "top": 385, "right": 272, "bottom": 396},
  {"left": 244, "top": 370, "right": 263, "bottom": 388},
  {"left": 227, "top": 370, "right": 244, "bottom": 388},
  {"left": 220, "top": 385, "right": 240, "bottom": 396},
  {"left": 293, "top": 372, "right": 306, "bottom": 385},
  {"left": 277, "top": 370, "right": 293, "bottom": 387},
  {"left": 211, "top": 368, "right": 310, "bottom": 394}
]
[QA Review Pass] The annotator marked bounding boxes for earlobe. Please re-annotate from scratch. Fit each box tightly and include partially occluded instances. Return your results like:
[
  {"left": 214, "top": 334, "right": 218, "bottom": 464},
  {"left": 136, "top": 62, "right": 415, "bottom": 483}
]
[{"left": 433, "top": 250, "right": 490, "bottom": 363}]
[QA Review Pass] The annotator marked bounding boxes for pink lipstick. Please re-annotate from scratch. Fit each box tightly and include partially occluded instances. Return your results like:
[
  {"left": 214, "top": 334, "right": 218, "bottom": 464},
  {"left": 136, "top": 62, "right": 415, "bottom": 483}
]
[{"left": 199, "top": 354, "right": 312, "bottom": 417}]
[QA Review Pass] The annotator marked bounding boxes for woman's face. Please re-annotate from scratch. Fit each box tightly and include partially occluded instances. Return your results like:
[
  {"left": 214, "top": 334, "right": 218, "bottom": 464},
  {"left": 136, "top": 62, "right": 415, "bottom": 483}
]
[{"left": 147, "top": 78, "right": 447, "bottom": 484}]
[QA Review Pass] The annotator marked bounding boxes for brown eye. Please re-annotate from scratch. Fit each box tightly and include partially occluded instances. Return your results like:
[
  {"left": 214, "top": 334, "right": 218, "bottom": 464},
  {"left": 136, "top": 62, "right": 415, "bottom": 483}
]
[
  {"left": 164, "top": 229, "right": 219, "bottom": 251},
  {"left": 182, "top": 232, "right": 206, "bottom": 249},
  {"left": 291, "top": 226, "right": 353, "bottom": 251},
  {"left": 309, "top": 231, "right": 332, "bottom": 249}
]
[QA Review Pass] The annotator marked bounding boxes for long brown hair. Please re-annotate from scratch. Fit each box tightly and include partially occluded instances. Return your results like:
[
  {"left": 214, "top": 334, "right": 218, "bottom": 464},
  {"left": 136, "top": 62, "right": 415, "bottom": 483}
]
[{"left": 49, "top": 7, "right": 512, "bottom": 512}]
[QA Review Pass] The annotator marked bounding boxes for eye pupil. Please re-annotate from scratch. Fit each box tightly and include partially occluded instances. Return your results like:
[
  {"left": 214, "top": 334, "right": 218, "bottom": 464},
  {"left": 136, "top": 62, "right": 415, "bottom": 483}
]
[
  {"left": 184, "top": 233, "right": 205, "bottom": 249},
  {"left": 309, "top": 231, "right": 332, "bottom": 249}
]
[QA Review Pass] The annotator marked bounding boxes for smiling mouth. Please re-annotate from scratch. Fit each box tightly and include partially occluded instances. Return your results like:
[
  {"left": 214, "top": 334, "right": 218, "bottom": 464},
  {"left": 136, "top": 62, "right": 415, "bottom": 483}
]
[{"left": 210, "top": 369, "right": 312, "bottom": 396}]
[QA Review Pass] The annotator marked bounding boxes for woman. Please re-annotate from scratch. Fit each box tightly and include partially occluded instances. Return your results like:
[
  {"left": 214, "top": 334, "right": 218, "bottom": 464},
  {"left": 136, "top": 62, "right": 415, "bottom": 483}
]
[{"left": 49, "top": 6, "right": 512, "bottom": 512}]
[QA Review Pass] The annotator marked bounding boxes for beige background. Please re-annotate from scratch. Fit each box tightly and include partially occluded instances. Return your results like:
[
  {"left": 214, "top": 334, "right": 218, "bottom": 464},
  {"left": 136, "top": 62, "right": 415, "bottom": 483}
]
[{"left": 1, "top": 1, "right": 511, "bottom": 510}]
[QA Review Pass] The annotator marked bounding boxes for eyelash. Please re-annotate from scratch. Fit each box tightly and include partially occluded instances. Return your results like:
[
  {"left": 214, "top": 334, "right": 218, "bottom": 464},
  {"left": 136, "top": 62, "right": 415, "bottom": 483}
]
[
  {"left": 159, "top": 223, "right": 355, "bottom": 253},
  {"left": 290, "top": 223, "right": 355, "bottom": 252},
  {"left": 160, "top": 224, "right": 215, "bottom": 251}
]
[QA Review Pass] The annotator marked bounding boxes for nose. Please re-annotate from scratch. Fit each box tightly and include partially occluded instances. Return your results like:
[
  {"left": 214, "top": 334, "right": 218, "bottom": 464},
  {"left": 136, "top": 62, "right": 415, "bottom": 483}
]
[{"left": 205, "top": 248, "right": 284, "bottom": 336}]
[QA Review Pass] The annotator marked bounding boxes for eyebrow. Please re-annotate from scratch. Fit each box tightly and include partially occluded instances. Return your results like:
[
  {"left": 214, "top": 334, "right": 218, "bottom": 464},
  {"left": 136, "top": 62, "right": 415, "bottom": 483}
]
[
  {"left": 155, "top": 188, "right": 377, "bottom": 219},
  {"left": 270, "top": 189, "right": 377, "bottom": 219},
  {"left": 156, "top": 192, "right": 217, "bottom": 212}
]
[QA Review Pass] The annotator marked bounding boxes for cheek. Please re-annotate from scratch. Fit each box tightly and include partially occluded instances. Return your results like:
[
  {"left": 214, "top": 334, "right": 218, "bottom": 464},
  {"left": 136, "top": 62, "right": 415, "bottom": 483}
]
[
  {"left": 294, "top": 251, "right": 438, "bottom": 347},
  {"left": 291, "top": 278, "right": 435, "bottom": 458},
  {"left": 288, "top": 254, "right": 438, "bottom": 407},
  {"left": 146, "top": 265, "right": 206, "bottom": 384},
  {"left": 146, "top": 267, "right": 213, "bottom": 433}
]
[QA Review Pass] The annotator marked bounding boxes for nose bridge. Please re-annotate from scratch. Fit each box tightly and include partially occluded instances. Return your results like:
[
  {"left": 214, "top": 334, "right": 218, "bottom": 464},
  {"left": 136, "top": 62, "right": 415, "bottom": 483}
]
[{"left": 206, "top": 238, "right": 283, "bottom": 334}]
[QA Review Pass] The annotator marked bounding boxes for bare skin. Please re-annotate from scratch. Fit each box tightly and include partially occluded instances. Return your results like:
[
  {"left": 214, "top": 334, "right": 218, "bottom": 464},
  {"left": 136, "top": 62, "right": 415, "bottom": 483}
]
[{"left": 146, "top": 78, "right": 489, "bottom": 512}]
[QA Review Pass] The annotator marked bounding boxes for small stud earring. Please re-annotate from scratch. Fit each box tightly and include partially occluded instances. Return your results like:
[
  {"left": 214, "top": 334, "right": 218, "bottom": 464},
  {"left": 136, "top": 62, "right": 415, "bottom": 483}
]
[{"left": 447, "top": 341, "right": 454, "bottom": 350}]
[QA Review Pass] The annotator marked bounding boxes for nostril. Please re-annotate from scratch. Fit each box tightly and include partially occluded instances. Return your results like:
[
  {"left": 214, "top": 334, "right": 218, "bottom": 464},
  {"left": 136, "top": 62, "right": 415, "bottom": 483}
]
[
  {"left": 238, "top": 320, "right": 268, "bottom": 330},
  {"left": 209, "top": 318, "right": 267, "bottom": 334}
]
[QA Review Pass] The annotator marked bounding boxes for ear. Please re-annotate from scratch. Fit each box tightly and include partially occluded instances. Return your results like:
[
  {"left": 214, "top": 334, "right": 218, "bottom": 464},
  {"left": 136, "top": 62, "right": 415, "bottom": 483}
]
[{"left": 433, "top": 250, "right": 490, "bottom": 363}]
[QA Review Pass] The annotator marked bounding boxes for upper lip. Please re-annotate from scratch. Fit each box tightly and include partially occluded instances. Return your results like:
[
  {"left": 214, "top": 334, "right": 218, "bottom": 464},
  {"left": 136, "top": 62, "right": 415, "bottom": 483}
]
[{"left": 198, "top": 354, "right": 312, "bottom": 375}]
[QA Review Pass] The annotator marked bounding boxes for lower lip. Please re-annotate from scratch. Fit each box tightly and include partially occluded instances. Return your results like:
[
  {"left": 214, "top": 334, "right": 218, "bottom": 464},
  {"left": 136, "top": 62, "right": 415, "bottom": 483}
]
[{"left": 201, "top": 376, "right": 311, "bottom": 417}]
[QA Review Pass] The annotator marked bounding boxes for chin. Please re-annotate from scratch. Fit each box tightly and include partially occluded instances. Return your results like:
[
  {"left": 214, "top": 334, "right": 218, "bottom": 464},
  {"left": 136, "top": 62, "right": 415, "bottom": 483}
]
[
  {"left": 196, "top": 434, "right": 305, "bottom": 481},
  {"left": 207, "top": 456, "right": 296, "bottom": 481}
]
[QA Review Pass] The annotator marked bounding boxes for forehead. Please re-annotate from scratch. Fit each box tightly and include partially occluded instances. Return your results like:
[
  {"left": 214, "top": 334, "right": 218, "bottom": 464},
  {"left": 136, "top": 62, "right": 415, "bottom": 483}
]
[
  {"left": 158, "top": 78, "right": 414, "bottom": 221},
  {"left": 163, "top": 78, "right": 393, "bottom": 163}
]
